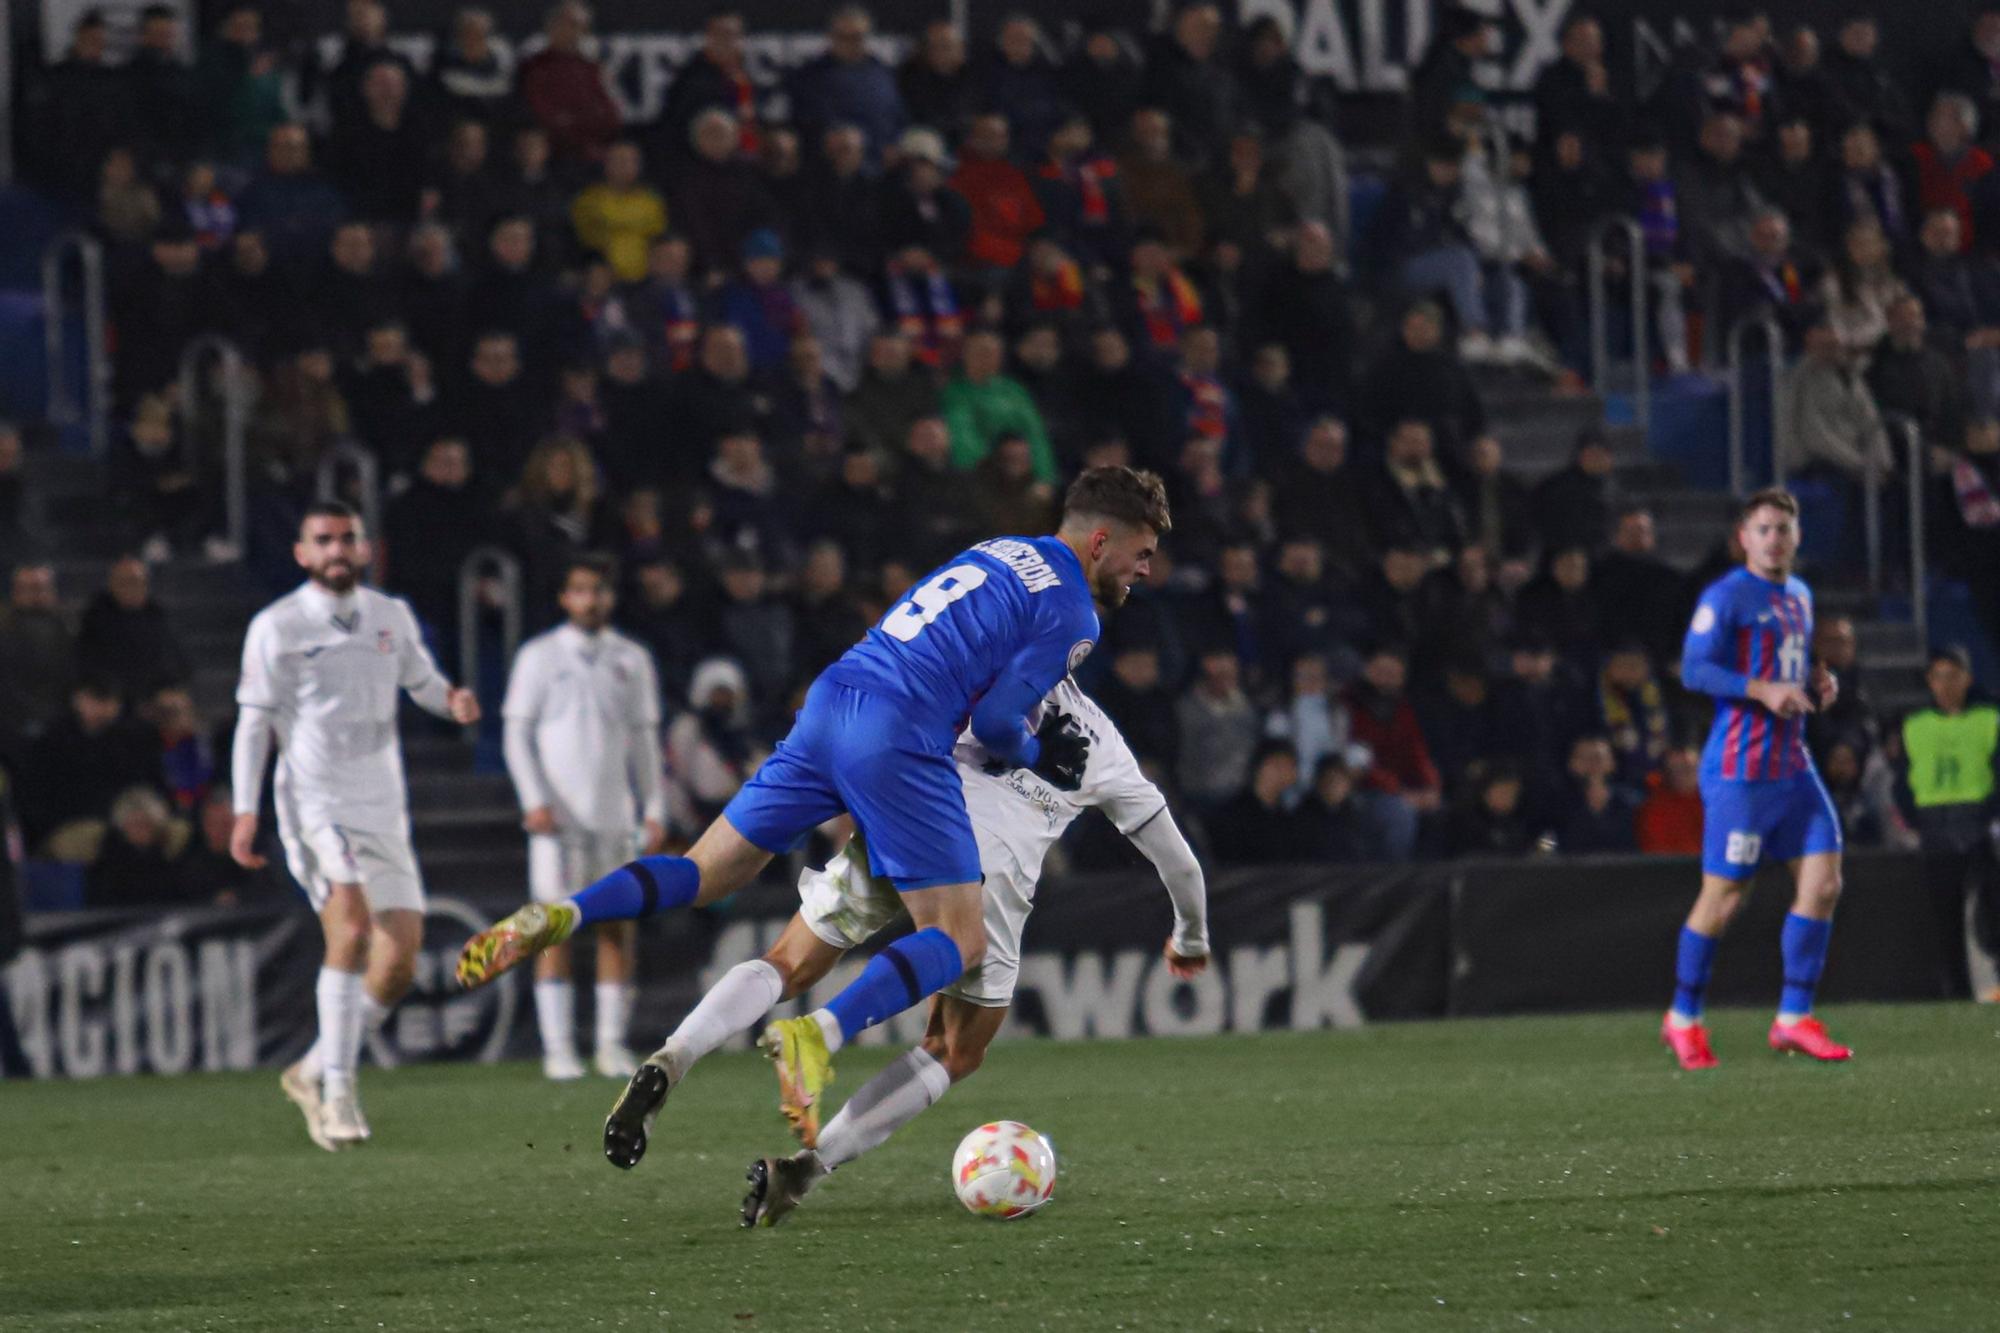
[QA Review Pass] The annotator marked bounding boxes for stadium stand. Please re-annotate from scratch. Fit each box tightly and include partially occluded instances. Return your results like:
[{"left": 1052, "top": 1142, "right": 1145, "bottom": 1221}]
[{"left": 5, "top": 0, "right": 1997, "bottom": 912}]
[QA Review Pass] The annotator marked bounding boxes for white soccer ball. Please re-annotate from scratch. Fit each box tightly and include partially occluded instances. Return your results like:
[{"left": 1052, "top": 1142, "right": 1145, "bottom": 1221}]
[{"left": 951, "top": 1120, "right": 1057, "bottom": 1219}]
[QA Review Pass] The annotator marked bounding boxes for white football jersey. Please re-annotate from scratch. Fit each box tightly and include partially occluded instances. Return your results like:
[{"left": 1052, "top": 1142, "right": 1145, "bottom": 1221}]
[
  {"left": 951, "top": 677, "right": 1167, "bottom": 885},
  {"left": 235, "top": 583, "right": 449, "bottom": 834},
  {"left": 502, "top": 623, "right": 665, "bottom": 833}
]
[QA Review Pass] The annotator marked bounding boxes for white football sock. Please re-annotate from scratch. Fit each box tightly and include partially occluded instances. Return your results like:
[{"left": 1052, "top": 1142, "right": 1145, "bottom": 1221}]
[
  {"left": 595, "top": 981, "right": 633, "bottom": 1055},
  {"left": 315, "top": 967, "right": 365, "bottom": 1097},
  {"left": 306, "top": 992, "right": 391, "bottom": 1080},
  {"left": 660, "top": 960, "right": 783, "bottom": 1078},
  {"left": 815, "top": 1048, "right": 951, "bottom": 1171},
  {"left": 811, "top": 1007, "right": 845, "bottom": 1055},
  {"left": 534, "top": 980, "right": 577, "bottom": 1058}
]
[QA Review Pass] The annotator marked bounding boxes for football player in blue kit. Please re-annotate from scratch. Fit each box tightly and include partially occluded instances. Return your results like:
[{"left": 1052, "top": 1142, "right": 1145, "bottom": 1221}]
[
  {"left": 1663, "top": 488, "right": 1852, "bottom": 1070},
  {"left": 457, "top": 465, "right": 1171, "bottom": 1139}
]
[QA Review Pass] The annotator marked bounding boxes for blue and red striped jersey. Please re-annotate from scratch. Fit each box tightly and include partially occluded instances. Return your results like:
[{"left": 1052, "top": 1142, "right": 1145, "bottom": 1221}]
[{"left": 1681, "top": 567, "right": 1816, "bottom": 783}]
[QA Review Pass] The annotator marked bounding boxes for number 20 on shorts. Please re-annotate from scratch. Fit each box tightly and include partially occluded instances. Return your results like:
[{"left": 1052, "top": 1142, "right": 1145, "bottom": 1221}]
[{"left": 1725, "top": 831, "right": 1762, "bottom": 866}]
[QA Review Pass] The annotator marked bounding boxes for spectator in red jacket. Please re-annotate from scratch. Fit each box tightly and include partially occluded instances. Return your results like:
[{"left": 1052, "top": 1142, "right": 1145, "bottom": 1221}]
[
  {"left": 1344, "top": 643, "right": 1443, "bottom": 817},
  {"left": 1636, "top": 745, "right": 1704, "bottom": 855},
  {"left": 1911, "top": 93, "right": 1993, "bottom": 252},
  {"left": 951, "top": 112, "right": 1045, "bottom": 275},
  {"left": 516, "top": 1, "right": 622, "bottom": 167}
]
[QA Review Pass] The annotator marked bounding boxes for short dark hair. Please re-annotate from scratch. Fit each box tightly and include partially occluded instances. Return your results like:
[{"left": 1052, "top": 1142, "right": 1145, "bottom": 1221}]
[
  {"left": 563, "top": 552, "right": 618, "bottom": 589},
  {"left": 300, "top": 500, "right": 361, "bottom": 531},
  {"left": 1061, "top": 465, "right": 1172, "bottom": 536},
  {"left": 1929, "top": 644, "right": 1974, "bottom": 673},
  {"left": 1739, "top": 487, "right": 1799, "bottom": 522}
]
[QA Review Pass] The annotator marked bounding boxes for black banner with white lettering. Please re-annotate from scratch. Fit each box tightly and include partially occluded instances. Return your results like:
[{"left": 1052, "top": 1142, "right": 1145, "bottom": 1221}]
[
  {"left": 2, "top": 903, "right": 316, "bottom": 1079},
  {"left": 0, "top": 849, "right": 1955, "bottom": 1078},
  {"left": 1448, "top": 850, "right": 1954, "bottom": 1016},
  {"left": 217, "top": 0, "right": 1982, "bottom": 128}
]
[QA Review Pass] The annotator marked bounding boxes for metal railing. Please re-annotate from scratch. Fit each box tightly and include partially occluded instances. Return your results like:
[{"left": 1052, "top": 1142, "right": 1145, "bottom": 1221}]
[
  {"left": 315, "top": 439, "right": 383, "bottom": 556},
  {"left": 1897, "top": 419, "right": 1928, "bottom": 647},
  {"left": 1862, "top": 424, "right": 1885, "bottom": 598},
  {"left": 1586, "top": 215, "right": 1650, "bottom": 437},
  {"left": 41, "top": 231, "right": 109, "bottom": 457},
  {"left": 1726, "top": 311, "right": 1787, "bottom": 498},
  {"left": 176, "top": 336, "right": 252, "bottom": 558},
  {"left": 457, "top": 546, "right": 522, "bottom": 733}
]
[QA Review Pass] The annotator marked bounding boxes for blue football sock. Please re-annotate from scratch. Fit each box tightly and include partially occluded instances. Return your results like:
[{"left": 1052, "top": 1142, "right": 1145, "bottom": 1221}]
[
  {"left": 1779, "top": 913, "right": 1832, "bottom": 1017},
  {"left": 1673, "top": 926, "right": 1718, "bottom": 1021},
  {"left": 823, "top": 928, "right": 964, "bottom": 1044},
  {"left": 568, "top": 855, "right": 699, "bottom": 926}
]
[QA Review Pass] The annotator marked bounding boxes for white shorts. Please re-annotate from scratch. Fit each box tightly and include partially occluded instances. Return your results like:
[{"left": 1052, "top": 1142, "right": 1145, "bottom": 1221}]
[
  {"left": 528, "top": 830, "right": 637, "bottom": 903},
  {"left": 797, "top": 846, "right": 1033, "bottom": 1007},
  {"left": 280, "top": 822, "right": 425, "bottom": 915}
]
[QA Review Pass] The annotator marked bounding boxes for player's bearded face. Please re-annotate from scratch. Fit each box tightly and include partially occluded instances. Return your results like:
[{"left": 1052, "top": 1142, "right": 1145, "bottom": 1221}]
[
  {"left": 1091, "top": 525, "right": 1157, "bottom": 607},
  {"left": 296, "top": 520, "right": 368, "bottom": 592},
  {"left": 562, "top": 576, "right": 614, "bottom": 630}
]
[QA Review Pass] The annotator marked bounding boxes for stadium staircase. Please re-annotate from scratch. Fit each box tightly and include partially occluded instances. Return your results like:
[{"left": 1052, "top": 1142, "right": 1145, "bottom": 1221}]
[
  {"left": 1479, "top": 368, "right": 1931, "bottom": 719},
  {"left": 18, "top": 439, "right": 526, "bottom": 900}
]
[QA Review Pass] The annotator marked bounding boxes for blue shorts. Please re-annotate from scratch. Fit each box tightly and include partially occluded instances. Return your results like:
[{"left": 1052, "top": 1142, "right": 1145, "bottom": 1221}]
[
  {"left": 1700, "top": 772, "right": 1843, "bottom": 880},
  {"left": 722, "top": 678, "right": 981, "bottom": 890}
]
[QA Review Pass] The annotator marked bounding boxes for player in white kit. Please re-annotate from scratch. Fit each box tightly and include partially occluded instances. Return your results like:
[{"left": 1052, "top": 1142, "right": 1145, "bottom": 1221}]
[
  {"left": 501, "top": 554, "right": 667, "bottom": 1081},
  {"left": 230, "top": 503, "right": 481, "bottom": 1149},
  {"left": 597, "top": 676, "right": 1210, "bottom": 1228}
]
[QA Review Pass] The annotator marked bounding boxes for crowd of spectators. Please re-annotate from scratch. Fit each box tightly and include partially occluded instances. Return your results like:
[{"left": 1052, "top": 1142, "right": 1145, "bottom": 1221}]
[
  {"left": 9, "top": 2, "right": 2000, "bottom": 880},
  {"left": 0, "top": 555, "right": 276, "bottom": 906}
]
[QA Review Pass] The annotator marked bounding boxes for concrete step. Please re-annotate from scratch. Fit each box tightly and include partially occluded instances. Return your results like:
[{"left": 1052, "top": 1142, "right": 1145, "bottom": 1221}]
[
  {"left": 1854, "top": 620, "right": 1923, "bottom": 658},
  {"left": 411, "top": 808, "right": 526, "bottom": 855},
  {"left": 406, "top": 769, "right": 517, "bottom": 805},
  {"left": 415, "top": 844, "right": 526, "bottom": 899}
]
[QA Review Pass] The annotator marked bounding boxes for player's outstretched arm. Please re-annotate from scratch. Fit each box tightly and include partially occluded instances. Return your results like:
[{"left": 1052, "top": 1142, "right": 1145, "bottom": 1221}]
[
  {"left": 1126, "top": 809, "right": 1210, "bottom": 973},
  {"left": 395, "top": 600, "right": 481, "bottom": 722}
]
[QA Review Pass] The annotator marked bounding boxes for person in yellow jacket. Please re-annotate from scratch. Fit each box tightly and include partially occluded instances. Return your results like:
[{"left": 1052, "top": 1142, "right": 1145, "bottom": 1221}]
[
  {"left": 571, "top": 141, "right": 667, "bottom": 282},
  {"left": 1901, "top": 645, "right": 2000, "bottom": 1000}
]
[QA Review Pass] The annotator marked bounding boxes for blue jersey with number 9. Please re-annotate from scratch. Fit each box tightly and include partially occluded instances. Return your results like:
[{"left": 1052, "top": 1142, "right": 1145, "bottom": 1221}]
[{"left": 822, "top": 535, "right": 1101, "bottom": 727}]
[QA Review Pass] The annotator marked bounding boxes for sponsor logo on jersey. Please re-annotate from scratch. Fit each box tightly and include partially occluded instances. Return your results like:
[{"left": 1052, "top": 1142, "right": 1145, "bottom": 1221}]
[
  {"left": 1066, "top": 639, "right": 1094, "bottom": 673},
  {"left": 1691, "top": 604, "right": 1716, "bottom": 634}
]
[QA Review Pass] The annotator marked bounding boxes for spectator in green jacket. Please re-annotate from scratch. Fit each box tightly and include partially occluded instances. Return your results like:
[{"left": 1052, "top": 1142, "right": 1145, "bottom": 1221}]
[
  {"left": 940, "top": 329, "right": 1057, "bottom": 481},
  {"left": 1901, "top": 645, "right": 2000, "bottom": 999}
]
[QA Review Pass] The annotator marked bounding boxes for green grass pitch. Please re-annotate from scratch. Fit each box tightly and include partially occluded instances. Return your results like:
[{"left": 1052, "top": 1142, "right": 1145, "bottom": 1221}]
[{"left": 6, "top": 1004, "right": 1999, "bottom": 1332}]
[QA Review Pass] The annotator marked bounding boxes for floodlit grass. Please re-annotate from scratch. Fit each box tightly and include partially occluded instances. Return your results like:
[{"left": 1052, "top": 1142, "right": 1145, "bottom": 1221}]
[{"left": 6, "top": 1004, "right": 1999, "bottom": 1331}]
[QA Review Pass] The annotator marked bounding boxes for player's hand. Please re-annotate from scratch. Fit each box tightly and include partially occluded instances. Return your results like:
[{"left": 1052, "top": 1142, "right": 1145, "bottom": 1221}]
[
  {"left": 522, "top": 805, "right": 557, "bottom": 835},
  {"left": 640, "top": 818, "right": 667, "bottom": 854},
  {"left": 1811, "top": 664, "right": 1839, "bottom": 709},
  {"left": 230, "top": 813, "right": 266, "bottom": 869},
  {"left": 1029, "top": 708, "right": 1090, "bottom": 791},
  {"left": 1751, "top": 679, "right": 1815, "bottom": 718},
  {"left": 1164, "top": 940, "right": 1209, "bottom": 980},
  {"left": 447, "top": 686, "right": 482, "bottom": 725}
]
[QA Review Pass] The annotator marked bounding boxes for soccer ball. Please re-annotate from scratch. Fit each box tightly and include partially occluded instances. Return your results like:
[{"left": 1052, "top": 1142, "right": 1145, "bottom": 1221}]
[{"left": 951, "top": 1120, "right": 1057, "bottom": 1219}]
